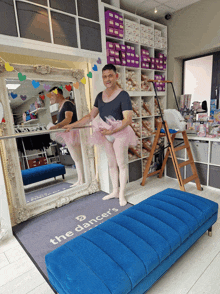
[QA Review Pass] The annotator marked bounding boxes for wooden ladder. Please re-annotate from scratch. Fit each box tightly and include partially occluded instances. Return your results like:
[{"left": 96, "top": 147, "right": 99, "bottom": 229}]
[{"left": 141, "top": 120, "right": 202, "bottom": 192}]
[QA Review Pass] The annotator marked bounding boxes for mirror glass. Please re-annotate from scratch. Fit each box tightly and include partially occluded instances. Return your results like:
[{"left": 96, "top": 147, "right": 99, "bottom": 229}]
[{"left": 6, "top": 78, "right": 85, "bottom": 204}]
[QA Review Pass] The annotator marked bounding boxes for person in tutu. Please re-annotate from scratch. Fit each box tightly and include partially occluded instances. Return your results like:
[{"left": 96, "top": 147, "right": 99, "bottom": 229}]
[
  {"left": 48, "top": 87, "right": 84, "bottom": 186},
  {"left": 63, "top": 64, "right": 137, "bottom": 206}
]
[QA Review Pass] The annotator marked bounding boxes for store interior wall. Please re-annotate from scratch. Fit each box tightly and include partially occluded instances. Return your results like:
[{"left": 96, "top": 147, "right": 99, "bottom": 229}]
[{"left": 159, "top": 0, "right": 220, "bottom": 109}]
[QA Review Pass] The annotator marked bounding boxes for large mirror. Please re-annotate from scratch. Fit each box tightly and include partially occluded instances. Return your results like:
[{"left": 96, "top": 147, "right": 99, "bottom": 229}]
[{"left": 0, "top": 63, "right": 99, "bottom": 225}]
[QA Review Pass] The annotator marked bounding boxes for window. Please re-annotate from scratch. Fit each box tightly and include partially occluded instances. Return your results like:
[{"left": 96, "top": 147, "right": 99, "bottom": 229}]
[{"left": 183, "top": 55, "right": 213, "bottom": 115}]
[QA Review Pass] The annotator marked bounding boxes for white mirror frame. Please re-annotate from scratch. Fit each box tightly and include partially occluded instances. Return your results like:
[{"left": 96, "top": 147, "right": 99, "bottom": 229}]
[{"left": 0, "top": 63, "right": 99, "bottom": 225}]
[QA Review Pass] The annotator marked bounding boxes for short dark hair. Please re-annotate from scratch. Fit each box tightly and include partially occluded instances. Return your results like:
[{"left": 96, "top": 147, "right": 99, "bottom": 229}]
[
  {"left": 49, "top": 87, "right": 63, "bottom": 95},
  {"left": 102, "top": 64, "right": 117, "bottom": 73}
]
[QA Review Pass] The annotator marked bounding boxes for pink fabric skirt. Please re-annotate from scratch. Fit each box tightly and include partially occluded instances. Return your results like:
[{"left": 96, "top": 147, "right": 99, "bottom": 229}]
[
  {"left": 47, "top": 123, "right": 80, "bottom": 146},
  {"left": 88, "top": 116, "right": 138, "bottom": 147}
]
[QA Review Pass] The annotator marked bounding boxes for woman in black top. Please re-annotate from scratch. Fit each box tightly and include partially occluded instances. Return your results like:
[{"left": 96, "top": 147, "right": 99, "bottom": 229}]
[{"left": 48, "top": 87, "right": 84, "bottom": 186}]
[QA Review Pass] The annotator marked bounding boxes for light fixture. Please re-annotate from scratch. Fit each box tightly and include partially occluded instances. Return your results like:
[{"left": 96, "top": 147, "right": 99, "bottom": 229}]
[
  {"left": 6, "top": 84, "right": 21, "bottom": 90},
  {"left": 154, "top": 7, "right": 158, "bottom": 13}
]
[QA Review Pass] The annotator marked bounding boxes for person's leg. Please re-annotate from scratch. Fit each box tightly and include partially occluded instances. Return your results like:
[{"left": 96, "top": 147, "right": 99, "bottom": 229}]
[
  {"left": 65, "top": 142, "right": 84, "bottom": 186},
  {"left": 113, "top": 138, "right": 128, "bottom": 206},
  {"left": 102, "top": 138, "right": 119, "bottom": 200}
]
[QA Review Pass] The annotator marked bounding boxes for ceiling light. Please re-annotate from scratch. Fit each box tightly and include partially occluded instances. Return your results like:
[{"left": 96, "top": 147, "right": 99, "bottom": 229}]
[
  {"left": 154, "top": 7, "right": 158, "bottom": 13},
  {"left": 6, "top": 84, "right": 21, "bottom": 90}
]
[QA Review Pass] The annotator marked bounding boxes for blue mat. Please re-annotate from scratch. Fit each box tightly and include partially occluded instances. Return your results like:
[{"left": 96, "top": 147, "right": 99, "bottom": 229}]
[
  {"left": 13, "top": 191, "right": 132, "bottom": 281},
  {"left": 25, "top": 182, "right": 73, "bottom": 203}
]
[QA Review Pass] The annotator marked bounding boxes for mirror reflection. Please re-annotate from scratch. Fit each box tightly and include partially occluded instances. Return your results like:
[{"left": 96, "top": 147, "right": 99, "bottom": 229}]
[{"left": 6, "top": 79, "right": 84, "bottom": 204}]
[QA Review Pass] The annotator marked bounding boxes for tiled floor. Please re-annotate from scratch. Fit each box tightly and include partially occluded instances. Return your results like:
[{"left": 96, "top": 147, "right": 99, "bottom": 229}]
[{"left": 0, "top": 176, "right": 220, "bottom": 294}]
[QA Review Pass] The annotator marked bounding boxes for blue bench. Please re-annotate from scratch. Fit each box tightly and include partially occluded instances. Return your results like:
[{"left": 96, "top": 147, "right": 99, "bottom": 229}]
[
  {"left": 45, "top": 188, "right": 218, "bottom": 294},
  {"left": 21, "top": 163, "right": 66, "bottom": 186}
]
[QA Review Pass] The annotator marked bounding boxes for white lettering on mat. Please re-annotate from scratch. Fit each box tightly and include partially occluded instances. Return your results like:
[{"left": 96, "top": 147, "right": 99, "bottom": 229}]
[{"left": 49, "top": 208, "right": 119, "bottom": 245}]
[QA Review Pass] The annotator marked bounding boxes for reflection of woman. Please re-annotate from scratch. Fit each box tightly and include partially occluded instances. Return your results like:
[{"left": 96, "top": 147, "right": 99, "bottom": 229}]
[
  {"left": 48, "top": 87, "right": 84, "bottom": 186},
  {"left": 63, "top": 64, "right": 138, "bottom": 206}
]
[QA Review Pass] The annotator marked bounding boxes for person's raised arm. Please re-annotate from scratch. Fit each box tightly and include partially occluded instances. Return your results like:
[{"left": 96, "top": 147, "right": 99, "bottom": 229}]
[{"left": 63, "top": 106, "right": 99, "bottom": 130}]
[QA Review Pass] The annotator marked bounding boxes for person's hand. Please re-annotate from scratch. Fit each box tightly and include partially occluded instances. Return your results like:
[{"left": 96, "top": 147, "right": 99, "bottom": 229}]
[
  {"left": 62, "top": 125, "right": 73, "bottom": 132},
  {"left": 100, "top": 128, "right": 113, "bottom": 136},
  {"left": 49, "top": 125, "right": 58, "bottom": 130}
]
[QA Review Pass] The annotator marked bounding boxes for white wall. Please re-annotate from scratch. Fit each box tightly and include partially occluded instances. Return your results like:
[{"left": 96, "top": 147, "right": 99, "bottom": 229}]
[{"left": 159, "top": 0, "right": 220, "bottom": 109}]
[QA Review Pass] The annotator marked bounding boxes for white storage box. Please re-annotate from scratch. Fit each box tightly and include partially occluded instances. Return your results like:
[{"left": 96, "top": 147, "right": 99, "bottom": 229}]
[
  {"left": 189, "top": 141, "right": 209, "bottom": 163},
  {"left": 211, "top": 142, "right": 220, "bottom": 165}
]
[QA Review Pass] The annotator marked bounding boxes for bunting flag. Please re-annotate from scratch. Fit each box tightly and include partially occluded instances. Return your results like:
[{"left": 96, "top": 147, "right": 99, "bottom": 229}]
[{"left": 0, "top": 56, "right": 103, "bottom": 95}]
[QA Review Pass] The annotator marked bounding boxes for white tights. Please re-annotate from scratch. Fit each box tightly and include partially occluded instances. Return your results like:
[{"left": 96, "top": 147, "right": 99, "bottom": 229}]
[
  {"left": 102, "top": 137, "right": 128, "bottom": 206},
  {"left": 65, "top": 141, "right": 84, "bottom": 186}
]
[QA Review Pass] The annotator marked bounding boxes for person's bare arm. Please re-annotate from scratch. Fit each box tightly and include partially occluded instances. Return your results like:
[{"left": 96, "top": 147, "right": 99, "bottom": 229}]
[
  {"left": 49, "top": 111, "right": 73, "bottom": 130},
  {"left": 100, "top": 110, "right": 132, "bottom": 135},
  {"left": 63, "top": 107, "right": 99, "bottom": 130}
]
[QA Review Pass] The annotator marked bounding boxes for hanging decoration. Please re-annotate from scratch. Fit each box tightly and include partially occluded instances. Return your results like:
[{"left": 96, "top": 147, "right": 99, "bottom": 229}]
[
  {"left": 46, "top": 92, "right": 52, "bottom": 98},
  {"left": 20, "top": 95, "right": 27, "bottom": 101},
  {"left": 5, "top": 62, "right": 14, "bottom": 72},
  {"left": 18, "top": 72, "right": 26, "bottom": 81},
  {"left": 97, "top": 57, "right": 102, "bottom": 64},
  {"left": 39, "top": 94, "right": 45, "bottom": 100},
  {"left": 81, "top": 77, "right": 86, "bottom": 84},
  {"left": 0, "top": 55, "right": 103, "bottom": 95},
  {"left": 92, "top": 64, "right": 98, "bottom": 71},
  {"left": 65, "top": 85, "right": 72, "bottom": 91},
  {"left": 43, "top": 84, "right": 51, "bottom": 91},
  {"left": 87, "top": 72, "right": 92, "bottom": 78},
  {"left": 11, "top": 93, "right": 18, "bottom": 99},
  {"left": 73, "top": 82, "right": 79, "bottom": 89},
  {"left": 32, "top": 80, "right": 40, "bottom": 89}
]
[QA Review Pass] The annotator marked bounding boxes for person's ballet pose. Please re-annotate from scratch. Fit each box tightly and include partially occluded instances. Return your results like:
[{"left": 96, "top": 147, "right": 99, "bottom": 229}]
[
  {"left": 63, "top": 64, "right": 137, "bottom": 206},
  {"left": 48, "top": 87, "right": 84, "bottom": 186}
]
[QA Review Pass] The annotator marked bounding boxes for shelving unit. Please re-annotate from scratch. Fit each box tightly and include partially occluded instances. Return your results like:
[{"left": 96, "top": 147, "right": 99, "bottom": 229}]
[
  {"left": 23, "top": 119, "right": 39, "bottom": 124},
  {"left": 166, "top": 135, "right": 220, "bottom": 190},
  {"left": 30, "top": 107, "right": 47, "bottom": 114},
  {"left": 102, "top": 3, "right": 167, "bottom": 183}
]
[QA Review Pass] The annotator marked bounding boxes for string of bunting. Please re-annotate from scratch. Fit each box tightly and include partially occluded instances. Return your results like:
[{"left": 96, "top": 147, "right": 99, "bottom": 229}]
[{"left": 0, "top": 55, "right": 102, "bottom": 99}]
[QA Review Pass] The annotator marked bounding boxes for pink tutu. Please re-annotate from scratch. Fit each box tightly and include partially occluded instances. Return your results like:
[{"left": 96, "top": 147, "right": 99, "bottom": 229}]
[
  {"left": 47, "top": 123, "right": 80, "bottom": 146},
  {"left": 88, "top": 116, "right": 138, "bottom": 147}
]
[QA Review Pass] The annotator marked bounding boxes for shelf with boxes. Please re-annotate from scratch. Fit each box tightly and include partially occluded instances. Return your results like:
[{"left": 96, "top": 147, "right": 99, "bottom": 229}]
[
  {"left": 166, "top": 135, "right": 220, "bottom": 190},
  {"left": 103, "top": 4, "right": 167, "bottom": 73},
  {"left": 102, "top": 3, "right": 167, "bottom": 183}
]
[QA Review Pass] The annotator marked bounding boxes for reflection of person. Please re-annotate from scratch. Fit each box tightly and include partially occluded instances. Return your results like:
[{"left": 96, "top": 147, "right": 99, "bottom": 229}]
[
  {"left": 48, "top": 87, "right": 84, "bottom": 186},
  {"left": 63, "top": 64, "right": 137, "bottom": 206}
]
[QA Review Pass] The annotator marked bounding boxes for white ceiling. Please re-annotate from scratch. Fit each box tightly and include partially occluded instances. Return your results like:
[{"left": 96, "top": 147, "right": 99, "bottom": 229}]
[{"left": 120, "top": 0, "right": 202, "bottom": 21}]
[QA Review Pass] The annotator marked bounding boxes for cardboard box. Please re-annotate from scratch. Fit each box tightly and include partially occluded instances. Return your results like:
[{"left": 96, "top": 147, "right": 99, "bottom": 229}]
[
  {"left": 105, "top": 10, "right": 115, "bottom": 21},
  {"left": 141, "top": 62, "right": 146, "bottom": 68},
  {"left": 135, "top": 54, "right": 139, "bottom": 61},
  {"left": 106, "top": 49, "right": 115, "bottom": 57},
  {"left": 118, "top": 29, "right": 124, "bottom": 39},
  {"left": 121, "top": 59, "right": 126, "bottom": 66},
  {"left": 106, "top": 42, "right": 115, "bottom": 50},
  {"left": 105, "top": 19, "right": 114, "bottom": 28},
  {"left": 114, "top": 51, "right": 120, "bottom": 58},
  {"left": 115, "top": 57, "right": 121, "bottom": 65},
  {"left": 114, "top": 21, "right": 120, "bottom": 28},
  {"left": 107, "top": 56, "right": 115, "bottom": 64},
  {"left": 134, "top": 60, "right": 139, "bottom": 67},
  {"left": 106, "top": 27, "right": 114, "bottom": 36},
  {"left": 121, "top": 45, "right": 126, "bottom": 52},
  {"left": 120, "top": 52, "right": 126, "bottom": 59},
  {"left": 114, "top": 43, "right": 121, "bottom": 51}
]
